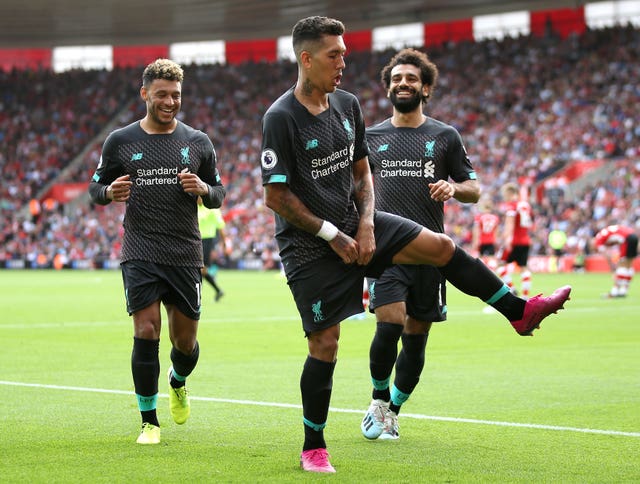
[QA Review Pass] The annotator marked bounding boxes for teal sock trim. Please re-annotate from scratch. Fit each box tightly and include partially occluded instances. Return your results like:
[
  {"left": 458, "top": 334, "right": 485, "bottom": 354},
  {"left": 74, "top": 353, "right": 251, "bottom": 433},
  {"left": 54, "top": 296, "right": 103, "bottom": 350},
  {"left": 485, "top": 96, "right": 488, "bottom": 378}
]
[
  {"left": 136, "top": 393, "right": 158, "bottom": 411},
  {"left": 303, "top": 417, "right": 326, "bottom": 432},
  {"left": 170, "top": 368, "right": 187, "bottom": 382},
  {"left": 485, "top": 284, "right": 510, "bottom": 305},
  {"left": 372, "top": 377, "right": 390, "bottom": 391},
  {"left": 390, "top": 384, "right": 410, "bottom": 407}
]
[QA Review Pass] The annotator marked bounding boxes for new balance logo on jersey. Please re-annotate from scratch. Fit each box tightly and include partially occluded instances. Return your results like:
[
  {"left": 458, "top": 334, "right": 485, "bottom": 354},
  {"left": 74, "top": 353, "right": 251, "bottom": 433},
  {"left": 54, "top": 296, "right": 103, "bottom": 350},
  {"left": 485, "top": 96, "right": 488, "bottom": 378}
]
[
  {"left": 131, "top": 152, "right": 143, "bottom": 161},
  {"left": 181, "top": 147, "right": 191, "bottom": 164},
  {"left": 305, "top": 139, "right": 318, "bottom": 150},
  {"left": 424, "top": 140, "right": 435, "bottom": 158},
  {"left": 377, "top": 144, "right": 389, "bottom": 152},
  {"left": 343, "top": 119, "right": 354, "bottom": 140},
  {"left": 312, "top": 300, "right": 325, "bottom": 323}
]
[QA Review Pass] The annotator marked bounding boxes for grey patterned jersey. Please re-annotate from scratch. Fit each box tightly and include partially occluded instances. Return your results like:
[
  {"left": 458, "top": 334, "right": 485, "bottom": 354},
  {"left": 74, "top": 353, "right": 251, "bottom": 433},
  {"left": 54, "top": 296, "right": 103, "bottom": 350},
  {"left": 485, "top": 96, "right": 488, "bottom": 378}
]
[
  {"left": 261, "top": 87, "right": 369, "bottom": 278},
  {"left": 366, "top": 117, "right": 476, "bottom": 233},
  {"left": 89, "top": 120, "right": 224, "bottom": 267}
]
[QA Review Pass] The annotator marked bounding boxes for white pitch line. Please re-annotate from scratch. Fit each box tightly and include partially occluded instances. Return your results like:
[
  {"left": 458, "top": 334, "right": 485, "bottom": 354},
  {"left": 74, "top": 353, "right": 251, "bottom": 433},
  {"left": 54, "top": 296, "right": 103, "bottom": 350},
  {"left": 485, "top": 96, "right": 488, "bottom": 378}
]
[
  {"left": 1, "top": 380, "right": 638, "bottom": 438},
  {"left": 0, "top": 315, "right": 302, "bottom": 329},
  {"left": 0, "top": 304, "right": 627, "bottom": 330}
]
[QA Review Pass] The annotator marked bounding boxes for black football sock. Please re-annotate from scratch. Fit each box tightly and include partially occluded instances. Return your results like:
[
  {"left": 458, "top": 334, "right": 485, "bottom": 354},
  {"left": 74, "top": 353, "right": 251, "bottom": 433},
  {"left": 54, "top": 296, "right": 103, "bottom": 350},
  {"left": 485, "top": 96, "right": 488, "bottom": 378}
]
[
  {"left": 369, "top": 322, "right": 403, "bottom": 401},
  {"left": 439, "top": 246, "right": 525, "bottom": 321},
  {"left": 391, "top": 332, "right": 428, "bottom": 414},
  {"left": 170, "top": 341, "right": 200, "bottom": 388},
  {"left": 132, "top": 337, "right": 160, "bottom": 426},
  {"left": 204, "top": 273, "right": 221, "bottom": 293},
  {"left": 140, "top": 410, "right": 160, "bottom": 427},
  {"left": 489, "top": 287, "right": 526, "bottom": 321},
  {"left": 300, "top": 356, "right": 335, "bottom": 451}
]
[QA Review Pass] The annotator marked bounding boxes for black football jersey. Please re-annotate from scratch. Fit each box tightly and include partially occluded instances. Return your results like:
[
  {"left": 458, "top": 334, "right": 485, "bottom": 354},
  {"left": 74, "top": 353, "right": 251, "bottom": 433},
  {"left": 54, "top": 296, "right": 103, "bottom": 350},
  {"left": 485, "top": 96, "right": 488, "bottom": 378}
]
[
  {"left": 366, "top": 117, "right": 476, "bottom": 233},
  {"left": 90, "top": 120, "right": 223, "bottom": 267},
  {"left": 261, "top": 87, "right": 369, "bottom": 277}
]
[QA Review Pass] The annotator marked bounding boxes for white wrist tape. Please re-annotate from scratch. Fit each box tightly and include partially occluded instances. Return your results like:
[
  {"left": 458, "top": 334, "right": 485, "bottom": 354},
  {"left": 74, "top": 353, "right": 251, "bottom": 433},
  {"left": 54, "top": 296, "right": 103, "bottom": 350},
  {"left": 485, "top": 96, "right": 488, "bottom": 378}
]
[{"left": 316, "top": 220, "right": 339, "bottom": 241}]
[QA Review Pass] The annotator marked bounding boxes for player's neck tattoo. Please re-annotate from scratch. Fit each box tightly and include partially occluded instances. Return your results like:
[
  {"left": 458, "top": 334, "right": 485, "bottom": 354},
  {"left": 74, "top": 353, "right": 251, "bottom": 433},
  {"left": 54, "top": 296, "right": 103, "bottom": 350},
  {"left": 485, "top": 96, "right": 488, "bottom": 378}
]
[{"left": 302, "top": 79, "right": 314, "bottom": 97}]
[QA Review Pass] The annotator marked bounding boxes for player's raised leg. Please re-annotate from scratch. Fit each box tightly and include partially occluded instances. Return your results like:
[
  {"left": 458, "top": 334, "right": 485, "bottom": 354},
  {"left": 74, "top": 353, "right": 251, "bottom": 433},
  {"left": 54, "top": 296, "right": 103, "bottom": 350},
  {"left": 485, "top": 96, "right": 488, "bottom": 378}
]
[{"left": 395, "top": 232, "right": 571, "bottom": 335}]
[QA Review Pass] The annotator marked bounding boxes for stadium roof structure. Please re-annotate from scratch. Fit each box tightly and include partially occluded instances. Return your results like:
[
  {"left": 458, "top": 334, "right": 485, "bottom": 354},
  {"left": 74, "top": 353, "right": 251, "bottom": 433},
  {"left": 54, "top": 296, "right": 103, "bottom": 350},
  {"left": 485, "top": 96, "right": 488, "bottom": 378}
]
[{"left": 0, "top": 0, "right": 587, "bottom": 48}]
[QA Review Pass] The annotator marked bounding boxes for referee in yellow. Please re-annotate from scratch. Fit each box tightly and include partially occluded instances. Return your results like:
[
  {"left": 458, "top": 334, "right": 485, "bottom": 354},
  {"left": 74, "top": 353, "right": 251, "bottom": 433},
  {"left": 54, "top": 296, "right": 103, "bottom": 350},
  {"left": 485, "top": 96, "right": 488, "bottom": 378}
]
[{"left": 198, "top": 197, "right": 230, "bottom": 301}]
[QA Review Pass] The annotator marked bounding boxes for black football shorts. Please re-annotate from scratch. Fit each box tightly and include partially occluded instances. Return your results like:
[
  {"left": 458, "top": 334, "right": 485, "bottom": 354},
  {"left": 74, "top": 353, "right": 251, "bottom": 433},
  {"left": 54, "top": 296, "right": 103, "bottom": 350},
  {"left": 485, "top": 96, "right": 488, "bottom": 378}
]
[
  {"left": 121, "top": 260, "right": 202, "bottom": 320},
  {"left": 287, "top": 211, "right": 421, "bottom": 335},
  {"left": 367, "top": 264, "right": 447, "bottom": 322},
  {"left": 624, "top": 234, "right": 638, "bottom": 259},
  {"left": 501, "top": 244, "right": 530, "bottom": 267}
]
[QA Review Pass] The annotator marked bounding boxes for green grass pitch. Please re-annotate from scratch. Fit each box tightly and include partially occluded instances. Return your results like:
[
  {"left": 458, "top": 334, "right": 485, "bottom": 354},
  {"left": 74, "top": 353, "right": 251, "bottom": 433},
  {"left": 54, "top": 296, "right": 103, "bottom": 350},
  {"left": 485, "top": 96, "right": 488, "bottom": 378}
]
[{"left": 1, "top": 269, "right": 638, "bottom": 483}]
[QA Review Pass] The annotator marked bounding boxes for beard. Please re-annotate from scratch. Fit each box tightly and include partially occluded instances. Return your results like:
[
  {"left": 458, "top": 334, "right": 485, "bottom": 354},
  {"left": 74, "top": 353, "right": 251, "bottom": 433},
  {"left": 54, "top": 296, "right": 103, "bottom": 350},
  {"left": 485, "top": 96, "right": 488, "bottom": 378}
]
[
  {"left": 151, "top": 110, "right": 176, "bottom": 125},
  {"left": 389, "top": 90, "right": 422, "bottom": 113}
]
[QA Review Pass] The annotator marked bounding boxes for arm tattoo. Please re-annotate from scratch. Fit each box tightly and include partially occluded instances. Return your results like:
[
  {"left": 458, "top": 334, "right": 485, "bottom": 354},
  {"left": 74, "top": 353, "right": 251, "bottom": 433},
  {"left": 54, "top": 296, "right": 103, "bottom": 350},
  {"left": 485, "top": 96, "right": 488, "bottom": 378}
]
[
  {"left": 354, "top": 176, "right": 374, "bottom": 218},
  {"left": 275, "top": 189, "right": 319, "bottom": 234}
]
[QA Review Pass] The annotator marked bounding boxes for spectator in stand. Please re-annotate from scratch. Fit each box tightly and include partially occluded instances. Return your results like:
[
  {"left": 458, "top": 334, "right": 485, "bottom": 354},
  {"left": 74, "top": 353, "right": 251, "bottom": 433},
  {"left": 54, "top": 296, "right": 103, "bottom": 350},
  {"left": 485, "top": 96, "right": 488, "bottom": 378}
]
[{"left": 1, "top": 25, "right": 639, "bottom": 270}]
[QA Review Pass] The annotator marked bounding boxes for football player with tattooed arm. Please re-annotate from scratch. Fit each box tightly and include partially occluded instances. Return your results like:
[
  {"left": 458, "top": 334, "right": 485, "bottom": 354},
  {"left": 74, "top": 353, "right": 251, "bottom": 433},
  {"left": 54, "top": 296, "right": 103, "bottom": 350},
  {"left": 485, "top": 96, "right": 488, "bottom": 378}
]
[
  {"left": 89, "top": 58, "right": 225, "bottom": 445},
  {"left": 260, "top": 17, "right": 571, "bottom": 474}
]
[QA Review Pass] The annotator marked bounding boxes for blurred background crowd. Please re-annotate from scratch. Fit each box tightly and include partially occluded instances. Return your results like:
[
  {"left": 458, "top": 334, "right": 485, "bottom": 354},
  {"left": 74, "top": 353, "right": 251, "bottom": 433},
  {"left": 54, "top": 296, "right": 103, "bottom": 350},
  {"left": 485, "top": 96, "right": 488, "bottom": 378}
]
[{"left": 1, "top": 24, "right": 638, "bottom": 270}]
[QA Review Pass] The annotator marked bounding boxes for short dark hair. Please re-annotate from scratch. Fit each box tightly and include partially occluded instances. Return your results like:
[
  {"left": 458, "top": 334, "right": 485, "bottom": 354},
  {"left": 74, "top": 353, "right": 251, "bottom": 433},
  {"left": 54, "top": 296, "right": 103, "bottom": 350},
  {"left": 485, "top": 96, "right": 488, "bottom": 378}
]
[
  {"left": 292, "top": 16, "right": 345, "bottom": 61},
  {"left": 142, "top": 58, "right": 184, "bottom": 88},
  {"left": 381, "top": 48, "right": 439, "bottom": 101}
]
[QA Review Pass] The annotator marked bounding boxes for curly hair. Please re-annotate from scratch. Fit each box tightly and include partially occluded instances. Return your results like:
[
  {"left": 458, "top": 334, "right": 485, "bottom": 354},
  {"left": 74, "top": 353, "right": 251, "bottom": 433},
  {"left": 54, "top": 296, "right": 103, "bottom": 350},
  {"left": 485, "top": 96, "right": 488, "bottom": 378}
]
[
  {"left": 380, "top": 48, "right": 439, "bottom": 102},
  {"left": 142, "top": 58, "right": 184, "bottom": 88}
]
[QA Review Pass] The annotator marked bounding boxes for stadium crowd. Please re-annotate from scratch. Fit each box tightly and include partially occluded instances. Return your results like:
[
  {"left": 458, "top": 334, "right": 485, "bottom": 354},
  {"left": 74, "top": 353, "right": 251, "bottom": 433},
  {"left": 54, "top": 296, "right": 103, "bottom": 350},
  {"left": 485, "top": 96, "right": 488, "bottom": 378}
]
[{"left": 1, "top": 24, "right": 638, "bottom": 269}]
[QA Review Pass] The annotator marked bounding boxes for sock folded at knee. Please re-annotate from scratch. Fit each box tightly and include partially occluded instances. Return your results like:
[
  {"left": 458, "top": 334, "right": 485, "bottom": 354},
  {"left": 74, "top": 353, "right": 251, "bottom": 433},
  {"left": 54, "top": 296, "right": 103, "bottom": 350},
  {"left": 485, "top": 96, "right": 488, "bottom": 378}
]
[
  {"left": 170, "top": 341, "right": 200, "bottom": 385},
  {"left": 132, "top": 337, "right": 160, "bottom": 426},
  {"left": 132, "top": 337, "right": 160, "bottom": 397},
  {"left": 301, "top": 356, "right": 335, "bottom": 451},
  {"left": 370, "top": 322, "right": 403, "bottom": 401},
  {"left": 392, "top": 332, "right": 428, "bottom": 413}
]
